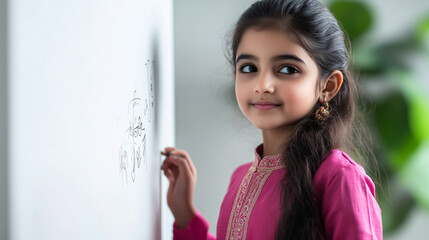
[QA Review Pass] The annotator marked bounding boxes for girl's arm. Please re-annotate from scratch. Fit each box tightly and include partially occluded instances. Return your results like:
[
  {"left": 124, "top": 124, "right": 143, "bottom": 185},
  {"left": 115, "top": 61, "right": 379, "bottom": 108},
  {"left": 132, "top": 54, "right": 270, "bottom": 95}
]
[
  {"left": 315, "top": 151, "right": 383, "bottom": 240},
  {"left": 161, "top": 147, "right": 216, "bottom": 240},
  {"left": 173, "top": 210, "right": 215, "bottom": 240}
]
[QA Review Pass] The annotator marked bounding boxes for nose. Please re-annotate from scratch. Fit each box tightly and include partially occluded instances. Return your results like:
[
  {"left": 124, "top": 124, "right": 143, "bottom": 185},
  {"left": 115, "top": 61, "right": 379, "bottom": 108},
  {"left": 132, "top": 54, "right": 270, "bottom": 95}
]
[{"left": 254, "top": 71, "right": 275, "bottom": 94}]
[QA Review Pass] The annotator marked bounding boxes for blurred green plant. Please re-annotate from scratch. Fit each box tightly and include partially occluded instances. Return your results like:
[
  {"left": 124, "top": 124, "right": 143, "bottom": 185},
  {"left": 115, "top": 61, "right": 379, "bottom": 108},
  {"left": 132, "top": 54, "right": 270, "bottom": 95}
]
[{"left": 328, "top": 0, "right": 429, "bottom": 234}]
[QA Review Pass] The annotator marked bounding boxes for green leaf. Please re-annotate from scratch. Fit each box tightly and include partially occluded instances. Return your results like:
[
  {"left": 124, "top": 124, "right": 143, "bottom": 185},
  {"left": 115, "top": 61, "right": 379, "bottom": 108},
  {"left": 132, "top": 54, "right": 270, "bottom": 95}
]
[
  {"left": 416, "top": 15, "right": 429, "bottom": 47},
  {"left": 328, "top": 0, "right": 373, "bottom": 41},
  {"left": 409, "top": 96, "right": 429, "bottom": 141},
  {"left": 373, "top": 92, "right": 411, "bottom": 150},
  {"left": 353, "top": 45, "right": 384, "bottom": 74},
  {"left": 372, "top": 90, "right": 420, "bottom": 170},
  {"left": 389, "top": 135, "right": 420, "bottom": 170},
  {"left": 389, "top": 69, "right": 429, "bottom": 141}
]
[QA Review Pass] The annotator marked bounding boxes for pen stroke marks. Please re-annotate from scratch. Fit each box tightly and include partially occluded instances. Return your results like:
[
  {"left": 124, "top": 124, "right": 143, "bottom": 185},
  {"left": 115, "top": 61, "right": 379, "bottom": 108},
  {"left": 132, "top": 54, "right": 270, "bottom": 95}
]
[
  {"left": 145, "top": 60, "right": 155, "bottom": 123},
  {"left": 119, "top": 90, "right": 147, "bottom": 183},
  {"left": 118, "top": 59, "right": 155, "bottom": 184}
]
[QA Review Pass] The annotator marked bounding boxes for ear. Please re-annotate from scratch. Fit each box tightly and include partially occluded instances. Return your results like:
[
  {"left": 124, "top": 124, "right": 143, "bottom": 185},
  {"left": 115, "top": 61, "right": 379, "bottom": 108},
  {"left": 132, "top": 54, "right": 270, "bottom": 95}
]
[{"left": 319, "top": 70, "right": 343, "bottom": 102}]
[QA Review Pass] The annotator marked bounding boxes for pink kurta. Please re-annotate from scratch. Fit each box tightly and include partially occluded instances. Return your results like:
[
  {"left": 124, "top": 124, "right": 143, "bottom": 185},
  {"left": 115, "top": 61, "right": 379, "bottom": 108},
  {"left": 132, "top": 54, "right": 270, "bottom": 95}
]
[{"left": 173, "top": 144, "right": 382, "bottom": 239}]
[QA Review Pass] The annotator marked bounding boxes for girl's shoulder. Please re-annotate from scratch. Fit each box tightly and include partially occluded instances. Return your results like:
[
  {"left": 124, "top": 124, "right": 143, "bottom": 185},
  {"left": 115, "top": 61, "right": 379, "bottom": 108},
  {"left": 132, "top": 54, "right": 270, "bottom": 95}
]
[
  {"left": 231, "top": 162, "right": 253, "bottom": 179},
  {"left": 224, "top": 162, "right": 253, "bottom": 191},
  {"left": 314, "top": 150, "right": 382, "bottom": 239},
  {"left": 318, "top": 149, "right": 364, "bottom": 173},
  {"left": 313, "top": 149, "right": 375, "bottom": 193}
]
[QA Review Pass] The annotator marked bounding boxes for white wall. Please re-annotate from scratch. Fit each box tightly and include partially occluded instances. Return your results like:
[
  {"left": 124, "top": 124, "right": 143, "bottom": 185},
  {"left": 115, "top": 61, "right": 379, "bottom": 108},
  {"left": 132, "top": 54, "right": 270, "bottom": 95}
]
[
  {"left": 0, "top": 0, "right": 9, "bottom": 239},
  {"left": 174, "top": 0, "right": 429, "bottom": 237},
  {"left": 6, "top": 0, "right": 175, "bottom": 239}
]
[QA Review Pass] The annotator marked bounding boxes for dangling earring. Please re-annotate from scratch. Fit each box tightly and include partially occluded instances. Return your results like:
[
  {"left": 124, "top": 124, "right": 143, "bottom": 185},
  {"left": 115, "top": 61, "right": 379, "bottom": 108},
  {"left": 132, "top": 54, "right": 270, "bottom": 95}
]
[{"left": 315, "top": 98, "right": 330, "bottom": 125}]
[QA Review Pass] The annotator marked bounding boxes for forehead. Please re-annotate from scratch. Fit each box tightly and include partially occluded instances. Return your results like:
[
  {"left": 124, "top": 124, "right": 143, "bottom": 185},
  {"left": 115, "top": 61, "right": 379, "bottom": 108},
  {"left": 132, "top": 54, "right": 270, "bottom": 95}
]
[{"left": 236, "top": 27, "right": 314, "bottom": 63}]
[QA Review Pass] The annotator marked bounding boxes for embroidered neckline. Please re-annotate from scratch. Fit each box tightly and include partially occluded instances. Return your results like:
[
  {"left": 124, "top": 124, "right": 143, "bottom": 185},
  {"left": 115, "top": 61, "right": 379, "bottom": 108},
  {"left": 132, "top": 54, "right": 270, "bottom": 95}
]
[
  {"left": 225, "top": 143, "right": 285, "bottom": 239},
  {"left": 253, "top": 144, "right": 285, "bottom": 169}
]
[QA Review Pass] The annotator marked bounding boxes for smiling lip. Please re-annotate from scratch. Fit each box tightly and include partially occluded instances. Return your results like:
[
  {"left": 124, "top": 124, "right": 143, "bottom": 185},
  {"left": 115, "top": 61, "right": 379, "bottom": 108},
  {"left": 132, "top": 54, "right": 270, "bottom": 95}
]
[{"left": 251, "top": 101, "right": 281, "bottom": 110}]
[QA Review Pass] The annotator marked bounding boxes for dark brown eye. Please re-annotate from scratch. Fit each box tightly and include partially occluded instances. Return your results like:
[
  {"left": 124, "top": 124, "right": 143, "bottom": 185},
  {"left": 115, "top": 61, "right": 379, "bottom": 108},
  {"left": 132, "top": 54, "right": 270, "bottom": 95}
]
[
  {"left": 279, "top": 65, "right": 299, "bottom": 74},
  {"left": 240, "top": 65, "right": 257, "bottom": 73}
]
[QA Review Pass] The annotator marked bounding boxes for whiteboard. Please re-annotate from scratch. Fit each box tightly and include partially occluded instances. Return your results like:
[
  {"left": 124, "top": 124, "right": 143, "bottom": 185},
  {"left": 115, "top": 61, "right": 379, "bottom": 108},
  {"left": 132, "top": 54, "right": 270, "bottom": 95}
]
[{"left": 8, "top": 0, "right": 174, "bottom": 239}]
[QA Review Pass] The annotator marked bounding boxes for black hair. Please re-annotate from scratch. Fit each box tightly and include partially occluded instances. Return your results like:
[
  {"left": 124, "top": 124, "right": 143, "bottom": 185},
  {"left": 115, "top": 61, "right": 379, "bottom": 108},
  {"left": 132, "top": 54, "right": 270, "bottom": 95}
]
[{"left": 228, "top": 0, "right": 374, "bottom": 239}]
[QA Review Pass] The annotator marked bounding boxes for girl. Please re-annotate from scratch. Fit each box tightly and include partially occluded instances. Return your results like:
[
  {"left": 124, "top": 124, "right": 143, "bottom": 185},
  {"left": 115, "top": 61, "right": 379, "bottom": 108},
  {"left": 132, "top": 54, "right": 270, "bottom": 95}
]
[{"left": 161, "top": 0, "right": 383, "bottom": 239}]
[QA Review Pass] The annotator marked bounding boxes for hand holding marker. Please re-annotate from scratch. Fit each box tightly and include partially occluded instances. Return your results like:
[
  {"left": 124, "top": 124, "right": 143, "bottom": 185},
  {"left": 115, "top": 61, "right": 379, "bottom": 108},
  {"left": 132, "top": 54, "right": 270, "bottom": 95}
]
[{"left": 160, "top": 147, "right": 197, "bottom": 229}]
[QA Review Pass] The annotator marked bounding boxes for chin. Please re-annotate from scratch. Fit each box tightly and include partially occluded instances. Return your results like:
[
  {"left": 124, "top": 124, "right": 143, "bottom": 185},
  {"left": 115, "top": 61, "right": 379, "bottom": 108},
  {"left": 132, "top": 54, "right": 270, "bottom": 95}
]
[
  {"left": 252, "top": 122, "right": 282, "bottom": 130},
  {"left": 251, "top": 119, "right": 296, "bottom": 131}
]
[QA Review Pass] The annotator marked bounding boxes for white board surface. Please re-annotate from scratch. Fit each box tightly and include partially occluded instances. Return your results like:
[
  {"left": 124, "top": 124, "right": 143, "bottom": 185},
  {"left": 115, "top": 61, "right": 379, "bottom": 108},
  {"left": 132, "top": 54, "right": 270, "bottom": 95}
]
[{"left": 8, "top": 0, "right": 174, "bottom": 239}]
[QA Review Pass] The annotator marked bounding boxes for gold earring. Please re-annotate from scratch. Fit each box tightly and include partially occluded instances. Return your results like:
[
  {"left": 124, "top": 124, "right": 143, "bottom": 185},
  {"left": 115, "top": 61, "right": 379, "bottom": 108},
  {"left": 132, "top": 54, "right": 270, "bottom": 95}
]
[{"left": 315, "top": 98, "right": 330, "bottom": 125}]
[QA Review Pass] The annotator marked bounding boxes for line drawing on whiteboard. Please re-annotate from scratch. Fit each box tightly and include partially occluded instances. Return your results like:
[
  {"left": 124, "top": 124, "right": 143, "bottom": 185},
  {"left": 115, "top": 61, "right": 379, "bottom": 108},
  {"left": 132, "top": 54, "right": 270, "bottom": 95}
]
[
  {"left": 119, "top": 90, "right": 148, "bottom": 183},
  {"left": 145, "top": 60, "right": 155, "bottom": 123}
]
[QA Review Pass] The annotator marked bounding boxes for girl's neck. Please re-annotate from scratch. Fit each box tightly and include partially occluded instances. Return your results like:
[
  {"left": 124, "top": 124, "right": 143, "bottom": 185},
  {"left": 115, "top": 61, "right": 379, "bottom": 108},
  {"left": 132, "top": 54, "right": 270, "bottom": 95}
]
[{"left": 261, "top": 127, "right": 293, "bottom": 157}]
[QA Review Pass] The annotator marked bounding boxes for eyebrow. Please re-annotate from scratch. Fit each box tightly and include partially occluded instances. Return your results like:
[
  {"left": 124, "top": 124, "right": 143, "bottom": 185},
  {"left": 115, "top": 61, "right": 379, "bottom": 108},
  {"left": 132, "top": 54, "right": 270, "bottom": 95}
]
[{"left": 235, "top": 54, "right": 306, "bottom": 65}]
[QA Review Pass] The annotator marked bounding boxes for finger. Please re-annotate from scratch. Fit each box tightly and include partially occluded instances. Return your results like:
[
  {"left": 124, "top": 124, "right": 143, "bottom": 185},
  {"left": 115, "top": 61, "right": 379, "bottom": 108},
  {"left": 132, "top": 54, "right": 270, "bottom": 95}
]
[
  {"left": 161, "top": 157, "right": 175, "bottom": 170},
  {"left": 162, "top": 153, "right": 184, "bottom": 167},
  {"left": 164, "top": 147, "right": 176, "bottom": 152},
  {"left": 170, "top": 149, "right": 196, "bottom": 176},
  {"left": 162, "top": 153, "right": 192, "bottom": 180},
  {"left": 161, "top": 149, "right": 176, "bottom": 156},
  {"left": 161, "top": 148, "right": 176, "bottom": 160},
  {"left": 162, "top": 167, "right": 168, "bottom": 178},
  {"left": 162, "top": 164, "right": 176, "bottom": 183},
  {"left": 168, "top": 154, "right": 193, "bottom": 180},
  {"left": 165, "top": 168, "right": 176, "bottom": 185}
]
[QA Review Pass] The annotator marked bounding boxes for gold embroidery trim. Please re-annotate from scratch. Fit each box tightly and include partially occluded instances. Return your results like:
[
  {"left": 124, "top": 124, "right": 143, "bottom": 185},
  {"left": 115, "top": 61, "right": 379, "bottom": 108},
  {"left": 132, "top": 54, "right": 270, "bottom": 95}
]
[
  {"left": 225, "top": 164, "right": 283, "bottom": 239},
  {"left": 225, "top": 167, "right": 254, "bottom": 239}
]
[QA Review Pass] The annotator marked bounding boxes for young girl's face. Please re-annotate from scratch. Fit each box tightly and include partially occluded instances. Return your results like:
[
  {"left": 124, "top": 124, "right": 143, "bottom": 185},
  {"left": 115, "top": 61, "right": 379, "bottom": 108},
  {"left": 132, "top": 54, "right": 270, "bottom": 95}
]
[{"left": 235, "top": 27, "right": 320, "bottom": 131}]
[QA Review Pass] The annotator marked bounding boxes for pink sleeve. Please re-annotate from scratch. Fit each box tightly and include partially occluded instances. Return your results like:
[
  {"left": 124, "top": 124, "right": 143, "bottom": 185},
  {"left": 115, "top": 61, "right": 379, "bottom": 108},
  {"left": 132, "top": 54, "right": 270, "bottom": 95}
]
[
  {"left": 173, "top": 210, "right": 216, "bottom": 240},
  {"left": 320, "top": 163, "right": 383, "bottom": 240}
]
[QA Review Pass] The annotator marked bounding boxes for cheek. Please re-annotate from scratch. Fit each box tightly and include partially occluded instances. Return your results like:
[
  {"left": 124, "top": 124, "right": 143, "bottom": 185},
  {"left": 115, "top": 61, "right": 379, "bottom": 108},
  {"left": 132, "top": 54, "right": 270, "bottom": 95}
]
[
  {"left": 283, "top": 82, "right": 318, "bottom": 113},
  {"left": 235, "top": 81, "right": 248, "bottom": 109}
]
